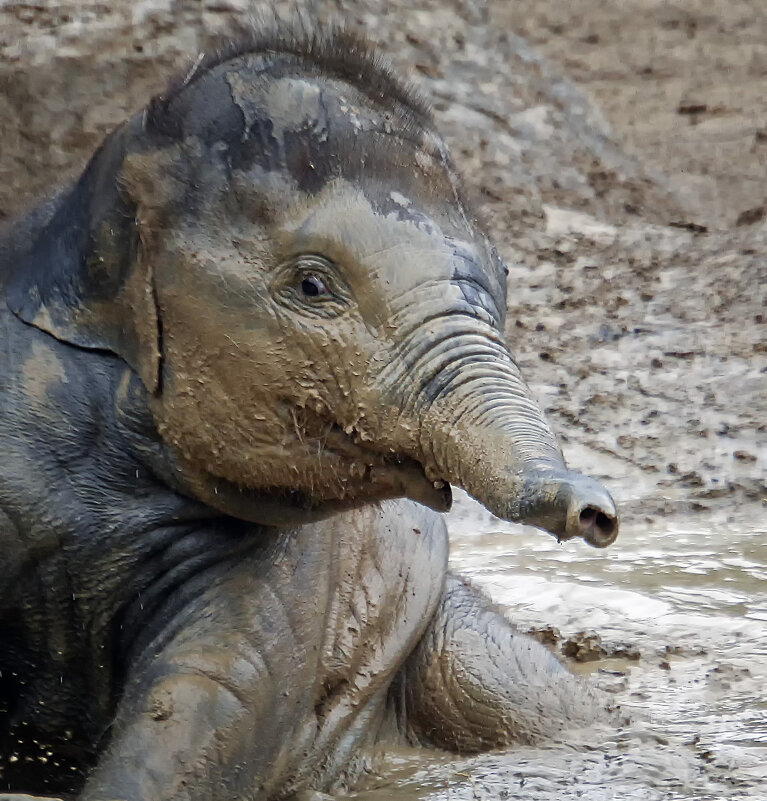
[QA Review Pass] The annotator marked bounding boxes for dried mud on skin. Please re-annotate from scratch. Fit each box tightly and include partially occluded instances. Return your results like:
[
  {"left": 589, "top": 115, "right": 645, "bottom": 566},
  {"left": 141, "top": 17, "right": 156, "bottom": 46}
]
[{"left": 1, "top": 0, "right": 765, "bottom": 799}]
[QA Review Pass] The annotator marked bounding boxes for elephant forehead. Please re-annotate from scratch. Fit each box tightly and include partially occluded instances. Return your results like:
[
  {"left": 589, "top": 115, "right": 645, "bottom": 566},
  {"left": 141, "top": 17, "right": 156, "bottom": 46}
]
[{"left": 278, "top": 180, "right": 503, "bottom": 322}]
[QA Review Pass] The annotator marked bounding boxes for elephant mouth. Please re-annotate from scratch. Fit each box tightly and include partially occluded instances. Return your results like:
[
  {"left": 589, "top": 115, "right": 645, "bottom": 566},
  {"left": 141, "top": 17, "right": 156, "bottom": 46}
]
[
  {"left": 317, "top": 421, "right": 453, "bottom": 513},
  {"left": 178, "top": 420, "right": 453, "bottom": 526},
  {"left": 372, "top": 452, "right": 453, "bottom": 512}
]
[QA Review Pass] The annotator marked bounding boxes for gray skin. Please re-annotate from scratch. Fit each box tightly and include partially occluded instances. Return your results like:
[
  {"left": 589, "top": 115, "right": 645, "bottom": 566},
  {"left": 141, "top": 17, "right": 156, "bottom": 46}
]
[{"left": 0, "top": 26, "right": 619, "bottom": 801}]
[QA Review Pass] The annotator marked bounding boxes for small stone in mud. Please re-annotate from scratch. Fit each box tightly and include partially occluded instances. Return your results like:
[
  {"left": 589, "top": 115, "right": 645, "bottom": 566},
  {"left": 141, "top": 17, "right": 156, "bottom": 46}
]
[
  {"left": 678, "top": 471, "right": 704, "bottom": 487},
  {"left": 677, "top": 100, "right": 708, "bottom": 116},
  {"left": 659, "top": 660, "right": 671, "bottom": 670},
  {"left": 668, "top": 219, "right": 708, "bottom": 233},
  {"left": 664, "top": 643, "right": 708, "bottom": 657},
  {"left": 612, "top": 643, "right": 641, "bottom": 661},
  {"left": 525, "top": 625, "right": 561, "bottom": 646},
  {"left": 735, "top": 205, "right": 765, "bottom": 226},
  {"left": 733, "top": 450, "right": 756, "bottom": 462},
  {"left": 558, "top": 631, "right": 641, "bottom": 663},
  {"left": 561, "top": 631, "right": 607, "bottom": 662}
]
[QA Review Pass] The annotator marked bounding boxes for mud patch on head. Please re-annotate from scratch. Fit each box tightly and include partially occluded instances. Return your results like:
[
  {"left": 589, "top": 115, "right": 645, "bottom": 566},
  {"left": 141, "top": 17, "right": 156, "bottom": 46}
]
[
  {"left": 227, "top": 71, "right": 329, "bottom": 134},
  {"left": 225, "top": 70, "right": 350, "bottom": 193}
]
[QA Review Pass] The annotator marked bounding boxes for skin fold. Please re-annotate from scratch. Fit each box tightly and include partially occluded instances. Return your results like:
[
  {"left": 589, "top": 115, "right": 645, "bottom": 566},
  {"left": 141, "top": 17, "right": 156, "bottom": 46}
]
[{"left": 0, "top": 22, "right": 619, "bottom": 801}]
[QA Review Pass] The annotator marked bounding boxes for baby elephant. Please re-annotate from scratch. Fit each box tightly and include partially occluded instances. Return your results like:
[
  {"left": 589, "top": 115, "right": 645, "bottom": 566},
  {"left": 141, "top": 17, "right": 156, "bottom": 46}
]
[{"left": 0, "top": 22, "right": 618, "bottom": 801}]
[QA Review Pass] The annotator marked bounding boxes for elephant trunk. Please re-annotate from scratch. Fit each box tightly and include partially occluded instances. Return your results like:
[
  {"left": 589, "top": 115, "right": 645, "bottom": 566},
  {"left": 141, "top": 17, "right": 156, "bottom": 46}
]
[
  {"left": 387, "top": 329, "right": 619, "bottom": 548},
  {"left": 477, "top": 457, "right": 619, "bottom": 548}
]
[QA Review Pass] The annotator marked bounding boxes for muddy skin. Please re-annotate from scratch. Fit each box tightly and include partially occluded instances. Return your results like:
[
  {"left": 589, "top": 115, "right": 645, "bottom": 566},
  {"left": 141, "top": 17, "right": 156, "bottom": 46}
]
[{"left": 1, "top": 23, "right": 618, "bottom": 801}]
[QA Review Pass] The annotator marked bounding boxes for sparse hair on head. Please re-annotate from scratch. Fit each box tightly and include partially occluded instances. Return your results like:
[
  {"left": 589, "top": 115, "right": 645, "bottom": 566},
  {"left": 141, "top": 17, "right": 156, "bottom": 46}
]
[{"left": 146, "top": 11, "right": 433, "bottom": 140}]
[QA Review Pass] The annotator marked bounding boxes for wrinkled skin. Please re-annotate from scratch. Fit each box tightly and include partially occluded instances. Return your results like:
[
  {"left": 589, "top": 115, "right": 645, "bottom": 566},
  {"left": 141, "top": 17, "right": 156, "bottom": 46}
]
[{"left": 0, "top": 25, "right": 619, "bottom": 801}]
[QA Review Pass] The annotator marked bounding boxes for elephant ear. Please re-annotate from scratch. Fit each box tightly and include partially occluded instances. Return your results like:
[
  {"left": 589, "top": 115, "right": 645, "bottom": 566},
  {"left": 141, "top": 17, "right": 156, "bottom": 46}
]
[{"left": 5, "top": 123, "right": 162, "bottom": 394}]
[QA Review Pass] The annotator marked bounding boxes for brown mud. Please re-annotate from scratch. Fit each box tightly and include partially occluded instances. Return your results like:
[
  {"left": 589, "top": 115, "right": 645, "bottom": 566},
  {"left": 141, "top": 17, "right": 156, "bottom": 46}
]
[{"left": 1, "top": 1, "right": 765, "bottom": 799}]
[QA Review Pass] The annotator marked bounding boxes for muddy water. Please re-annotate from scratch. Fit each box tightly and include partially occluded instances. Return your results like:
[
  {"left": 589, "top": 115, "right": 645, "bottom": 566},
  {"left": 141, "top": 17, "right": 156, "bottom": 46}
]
[{"left": 351, "top": 489, "right": 767, "bottom": 800}]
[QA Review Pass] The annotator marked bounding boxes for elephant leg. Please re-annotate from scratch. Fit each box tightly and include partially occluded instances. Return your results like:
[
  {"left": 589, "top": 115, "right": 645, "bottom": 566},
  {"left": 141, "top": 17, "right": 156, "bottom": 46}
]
[
  {"left": 79, "top": 501, "right": 447, "bottom": 801},
  {"left": 393, "top": 573, "right": 614, "bottom": 752}
]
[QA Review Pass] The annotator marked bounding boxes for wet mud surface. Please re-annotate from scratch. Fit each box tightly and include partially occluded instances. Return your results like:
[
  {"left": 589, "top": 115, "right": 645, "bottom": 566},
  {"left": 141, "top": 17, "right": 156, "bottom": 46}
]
[{"left": 1, "top": 1, "right": 765, "bottom": 799}]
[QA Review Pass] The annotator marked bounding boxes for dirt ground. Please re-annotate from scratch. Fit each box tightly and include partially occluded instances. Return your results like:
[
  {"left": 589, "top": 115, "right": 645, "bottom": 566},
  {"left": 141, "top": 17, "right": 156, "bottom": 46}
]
[{"left": 508, "top": 0, "right": 767, "bottom": 230}]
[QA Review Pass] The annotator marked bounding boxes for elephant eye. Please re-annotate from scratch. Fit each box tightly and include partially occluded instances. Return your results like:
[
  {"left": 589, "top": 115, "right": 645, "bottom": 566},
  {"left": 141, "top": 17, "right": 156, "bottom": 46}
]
[
  {"left": 271, "top": 254, "right": 352, "bottom": 319},
  {"left": 300, "top": 274, "right": 330, "bottom": 298}
]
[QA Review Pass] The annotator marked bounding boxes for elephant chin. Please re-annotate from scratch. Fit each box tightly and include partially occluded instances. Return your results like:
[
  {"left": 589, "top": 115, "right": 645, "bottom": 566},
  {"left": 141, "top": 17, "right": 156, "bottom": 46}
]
[
  {"left": 371, "top": 459, "right": 453, "bottom": 513},
  {"left": 163, "top": 442, "right": 453, "bottom": 528}
]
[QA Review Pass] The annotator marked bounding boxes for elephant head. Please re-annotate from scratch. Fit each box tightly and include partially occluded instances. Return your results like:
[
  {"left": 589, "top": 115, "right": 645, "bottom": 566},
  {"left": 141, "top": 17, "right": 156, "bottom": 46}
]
[{"left": 7, "top": 25, "right": 618, "bottom": 546}]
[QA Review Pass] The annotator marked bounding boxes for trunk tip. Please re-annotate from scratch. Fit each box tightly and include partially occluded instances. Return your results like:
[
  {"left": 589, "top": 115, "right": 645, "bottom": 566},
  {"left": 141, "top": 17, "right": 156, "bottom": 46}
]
[
  {"left": 575, "top": 503, "right": 618, "bottom": 548},
  {"left": 528, "top": 467, "right": 620, "bottom": 547}
]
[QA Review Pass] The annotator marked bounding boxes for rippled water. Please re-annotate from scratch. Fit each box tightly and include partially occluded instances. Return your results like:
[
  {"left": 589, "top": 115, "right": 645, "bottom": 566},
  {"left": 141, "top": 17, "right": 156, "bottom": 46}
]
[{"left": 351, "top": 490, "right": 767, "bottom": 800}]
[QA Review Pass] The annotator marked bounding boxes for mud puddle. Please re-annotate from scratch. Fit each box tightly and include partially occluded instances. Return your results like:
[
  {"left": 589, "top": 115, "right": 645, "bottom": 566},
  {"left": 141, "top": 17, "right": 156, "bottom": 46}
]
[{"left": 349, "top": 490, "right": 767, "bottom": 800}]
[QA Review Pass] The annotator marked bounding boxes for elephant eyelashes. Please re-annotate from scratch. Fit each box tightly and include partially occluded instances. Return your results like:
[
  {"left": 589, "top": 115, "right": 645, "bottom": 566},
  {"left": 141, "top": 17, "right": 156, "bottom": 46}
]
[{"left": 271, "top": 254, "right": 351, "bottom": 318}]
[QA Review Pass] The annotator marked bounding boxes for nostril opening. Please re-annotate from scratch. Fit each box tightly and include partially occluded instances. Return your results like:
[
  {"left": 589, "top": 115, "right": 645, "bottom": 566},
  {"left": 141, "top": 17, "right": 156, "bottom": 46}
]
[
  {"left": 579, "top": 507, "right": 617, "bottom": 540},
  {"left": 595, "top": 511, "right": 616, "bottom": 537}
]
